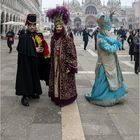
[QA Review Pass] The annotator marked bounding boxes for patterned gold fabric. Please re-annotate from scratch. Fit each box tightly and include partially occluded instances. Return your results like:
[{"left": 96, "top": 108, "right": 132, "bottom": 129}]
[{"left": 48, "top": 33, "right": 77, "bottom": 106}]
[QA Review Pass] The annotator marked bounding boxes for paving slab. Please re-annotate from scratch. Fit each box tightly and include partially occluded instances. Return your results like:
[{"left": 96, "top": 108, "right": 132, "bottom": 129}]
[
  {"left": 81, "top": 114, "right": 120, "bottom": 136},
  {"left": 110, "top": 113, "right": 139, "bottom": 135},
  {"left": 28, "top": 124, "right": 61, "bottom": 140},
  {"left": 122, "top": 136, "right": 139, "bottom": 140},
  {"left": 33, "top": 107, "right": 61, "bottom": 124},
  {"left": 85, "top": 135, "right": 123, "bottom": 140}
]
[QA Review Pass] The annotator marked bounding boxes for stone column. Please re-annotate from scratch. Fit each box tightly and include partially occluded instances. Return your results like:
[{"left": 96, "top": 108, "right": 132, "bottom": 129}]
[
  {"left": 138, "top": 0, "right": 140, "bottom": 29},
  {"left": 4, "top": 10, "right": 6, "bottom": 35}
]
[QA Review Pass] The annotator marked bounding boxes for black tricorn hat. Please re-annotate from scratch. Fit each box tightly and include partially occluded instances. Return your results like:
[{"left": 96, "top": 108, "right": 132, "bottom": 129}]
[{"left": 25, "top": 14, "right": 37, "bottom": 25}]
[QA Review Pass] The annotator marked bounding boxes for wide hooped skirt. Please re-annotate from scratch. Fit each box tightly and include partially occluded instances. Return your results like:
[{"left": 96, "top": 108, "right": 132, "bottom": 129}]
[{"left": 85, "top": 65, "right": 127, "bottom": 107}]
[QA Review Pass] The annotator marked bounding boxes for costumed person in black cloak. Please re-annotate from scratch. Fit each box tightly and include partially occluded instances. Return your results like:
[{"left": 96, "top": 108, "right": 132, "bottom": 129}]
[
  {"left": 15, "top": 14, "right": 43, "bottom": 106},
  {"left": 36, "top": 32, "right": 51, "bottom": 85}
]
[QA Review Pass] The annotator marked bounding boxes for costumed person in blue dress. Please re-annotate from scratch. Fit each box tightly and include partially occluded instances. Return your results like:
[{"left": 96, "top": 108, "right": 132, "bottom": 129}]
[{"left": 85, "top": 12, "right": 127, "bottom": 106}]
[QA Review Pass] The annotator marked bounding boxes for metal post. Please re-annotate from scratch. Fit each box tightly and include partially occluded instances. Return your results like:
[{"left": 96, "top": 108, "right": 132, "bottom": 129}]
[
  {"left": 63, "top": 0, "right": 64, "bottom": 6},
  {"left": 68, "top": 0, "right": 69, "bottom": 10}
]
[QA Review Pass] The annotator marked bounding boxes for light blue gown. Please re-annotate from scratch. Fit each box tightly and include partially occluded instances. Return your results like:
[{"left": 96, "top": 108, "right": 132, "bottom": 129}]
[{"left": 85, "top": 33, "right": 127, "bottom": 106}]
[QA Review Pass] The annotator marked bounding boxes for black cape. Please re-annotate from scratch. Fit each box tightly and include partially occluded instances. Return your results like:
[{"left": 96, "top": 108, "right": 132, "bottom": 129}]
[
  {"left": 15, "top": 30, "right": 42, "bottom": 96},
  {"left": 37, "top": 54, "right": 51, "bottom": 85}
]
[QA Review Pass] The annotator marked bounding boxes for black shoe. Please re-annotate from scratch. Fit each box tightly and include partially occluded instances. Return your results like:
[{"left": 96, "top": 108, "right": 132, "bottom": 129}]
[
  {"left": 31, "top": 95, "right": 40, "bottom": 99},
  {"left": 135, "top": 71, "right": 139, "bottom": 74},
  {"left": 122, "top": 48, "right": 125, "bottom": 50},
  {"left": 135, "top": 69, "right": 139, "bottom": 74},
  {"left": 9, "top": 49, "right": 12, "bottom": 53},
  {"left": 21, "top": 96, "right": 29, "bottom": 106}
]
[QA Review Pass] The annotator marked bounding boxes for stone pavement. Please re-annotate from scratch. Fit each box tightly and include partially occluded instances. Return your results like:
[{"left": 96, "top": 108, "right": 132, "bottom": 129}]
[{"left": 0, "top": 35, "right": 139, "bottom": 140}]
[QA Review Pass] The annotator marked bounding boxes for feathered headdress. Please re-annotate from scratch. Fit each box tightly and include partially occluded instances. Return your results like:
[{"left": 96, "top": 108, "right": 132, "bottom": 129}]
[
  {"left": 96, "top": 12, "right": 113, "bottom": 31},
  {"left": 46, "top": 6, "right": 70, "bottom": 26}
]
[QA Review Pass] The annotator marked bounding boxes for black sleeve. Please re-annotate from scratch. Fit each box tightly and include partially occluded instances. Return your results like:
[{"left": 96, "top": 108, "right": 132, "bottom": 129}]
[
  {"left": 127, "top": 35, "right": 131, "bottom": 44},
  {"left": 88, "top": 32, "right": 92, "bottom": 38},
  {"left": 18, "top": 30, "right": 21, "bottom": 35},
  {"left": 69, "top": 32, "right": 73, "bottom": 39},
  {"left": 17, "top": 34, "right": 36, "bottom": 57}
]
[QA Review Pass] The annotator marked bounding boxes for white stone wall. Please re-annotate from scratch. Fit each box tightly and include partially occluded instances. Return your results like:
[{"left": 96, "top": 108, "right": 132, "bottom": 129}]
[
  {"left": 0, "top": 0, "right": 41, "bottom": 35},
  {"left": 132, "top": 0, "right": 140, "bottom": 28}
]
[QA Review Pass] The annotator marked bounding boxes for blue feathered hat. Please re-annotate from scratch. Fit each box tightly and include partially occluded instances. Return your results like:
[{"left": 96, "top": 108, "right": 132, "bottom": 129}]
[{"left": 96, "top": 12, "right": 113, "bottom": 30}]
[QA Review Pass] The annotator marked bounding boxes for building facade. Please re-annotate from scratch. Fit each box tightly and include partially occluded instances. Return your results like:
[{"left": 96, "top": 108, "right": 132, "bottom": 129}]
[
  {"left": 64, "top": 0, "right": 135, "bottom": 29},
  {"left": 0, "top": 0, "right": 42, "bottom": 35},
  {"left": 132, "top": 0, "right": 140, "bottom": 28}
]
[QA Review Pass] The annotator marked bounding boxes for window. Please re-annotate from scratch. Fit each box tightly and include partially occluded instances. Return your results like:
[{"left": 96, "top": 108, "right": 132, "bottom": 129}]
[{"left": 85, "top": 6, "right": 97, "bottom": 15}]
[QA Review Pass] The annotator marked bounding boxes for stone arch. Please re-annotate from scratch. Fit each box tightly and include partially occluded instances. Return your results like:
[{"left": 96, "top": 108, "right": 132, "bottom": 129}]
[
  {"left": 10, "top": 14, "right": 12, "bottom": 21},
  {"left": 13, "top": 15, "right": 16, "bottom": 21},
  {"left": 74, "top": 17, "right": 82, "bottom": 28},
  {"left": 122, "top": 18, "right": 126, "bottom": 25},
  {"left": 11, "top": 15, "right": 16, "bottom": 32},
  {"left": 85, "top": 15, "right": 97, "bottom": 27},
  {"left": 120, "top": 10, "right": 126, "bottom": 16},
  {"left": 113, "top": 17, "right": 119, "bottom": 23},
  {"left": 128, "top": 18, "right": 133, "bottom": 23},
  {"left": 112, "top": 17, "right": 119, "bottom": 23},
  {"left": 19, "top": 17, "right": 21, "bottom": 22},
  {"left": 18, "top": 17, "right": 20, "bottom": 21},
  {"left": 85, "top": 5, "right": 97, "bottom": 15},
  {"left": 21, "top": 18, "right": 24, "bottom": 22},
  {"left": 17, "top": 16, "right": 21, "bottom": 32},
  {"left": 15, "top": 16, "right": 17, "bottom": 22},
  {"left": 1, "top": 11, "right": 5, "bottom": 34},
  {"left": 16, "top": 16, "right": 18, "bottom": 22},
  {"left": 5, "top": 13, "right": 9, "bottom": 33},
  {"left": 6, "top": 13, "right": 9, "bottom": 22},
  {"left": 1, "top": 12, "right": 5, "bottom": 23},
  {"left": 112, "top": 17, "right": 120, "bottom": 27}
]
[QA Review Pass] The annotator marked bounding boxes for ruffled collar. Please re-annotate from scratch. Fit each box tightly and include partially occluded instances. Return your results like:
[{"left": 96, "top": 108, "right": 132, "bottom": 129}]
[{"left": 53, "top": 27, "right": 66, "bottom": 40}]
